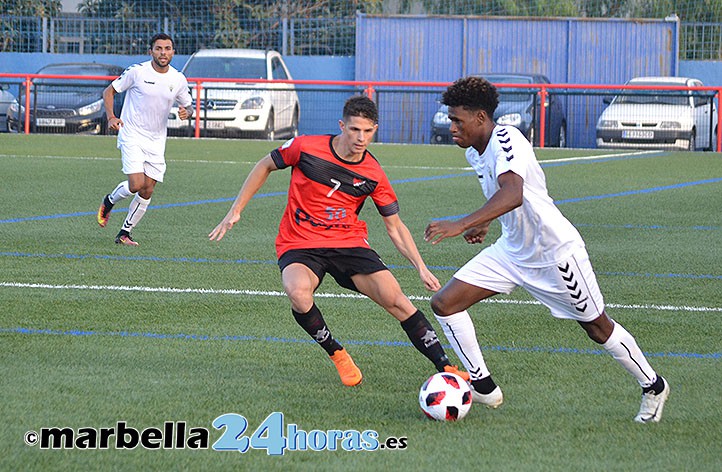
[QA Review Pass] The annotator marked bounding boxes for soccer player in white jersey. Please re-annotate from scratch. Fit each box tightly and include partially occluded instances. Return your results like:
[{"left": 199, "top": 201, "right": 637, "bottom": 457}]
[
  {"left": 97, "top": 33, "right": 193, "bottom": 246},
  {"left": 424, "top": 76, "right": 669, "bottom": 423}
]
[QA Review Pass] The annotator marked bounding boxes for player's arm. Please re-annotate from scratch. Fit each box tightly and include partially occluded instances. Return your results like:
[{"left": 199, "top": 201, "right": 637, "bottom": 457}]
[
  {"left": 176, "top": 79, "right": 194, "bottom": 120},
  {"left": 208, "top": 154, "right": 278, "bottom": 241},
  {"left": 424, "top": 170, "right": 523, "bottom": 245},
  {"left": 382, "top": 213, "right": 441, "bottom": 292},
  {"left": 102, "top": 84, "right": 123, "bottom": 130}
]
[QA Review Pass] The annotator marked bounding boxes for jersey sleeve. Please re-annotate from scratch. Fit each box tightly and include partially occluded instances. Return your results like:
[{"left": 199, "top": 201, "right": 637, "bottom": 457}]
[
  {"left": 270, "top": 136, "right": 303, "bottom": 169},
  {"left": 175, "top": 74, "right": 192, "bottom": 108},
  {"left": 493, "top": 126, "right": 530, "bottom": 181},
  {"left": 371, "top": 169, "right": 399, "bottom": 217},
  {"left": 112, "top": 63, "right": 140, "bottom": 94}
]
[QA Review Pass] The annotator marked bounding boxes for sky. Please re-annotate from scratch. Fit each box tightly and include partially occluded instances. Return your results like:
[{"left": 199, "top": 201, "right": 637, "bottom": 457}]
[{"left": 61, "top": 0, "right": 81, "bottom": 12}]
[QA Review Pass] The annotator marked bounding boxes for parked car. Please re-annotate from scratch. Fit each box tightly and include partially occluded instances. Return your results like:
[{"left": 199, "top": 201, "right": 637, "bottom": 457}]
[
  {"left": 168, "top": 49, "right": 299, "bottom": 140},
  {"left": 596, "top": 76, "right": 717, "bottom": 151},
  {"left": 7, "top": 63, "right": 124, "bottom": 134},
  {"left": 0, "top": 84, "right": 16, "bottom": 132},
  {"left": 431, "top": 73, "right": 567, "bottom": 147}
]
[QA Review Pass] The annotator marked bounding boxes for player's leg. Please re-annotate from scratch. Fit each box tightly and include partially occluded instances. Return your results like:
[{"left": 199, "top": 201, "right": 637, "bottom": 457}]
[
  {"left": 280, "top": 258, "right": 362, "bottom": 386},
  {"left": 579, "top": 313, "right": 669, "bottom": 423},
  {"left": 431, "top": 246, "right": 515, "bottom": 407},
  {"left": 351, "top": 269, "right": 468, "bottom": 380},
  {"left": 99, "top": 143, "right": 142, "bottom": 228},
  {"left": 431, "top": 278, "right": 504, "bottom": 407},
  {"left": 114, "top": 173, "right": 156, "bottom": 246},
  {"left": 116, "top": 158, "right": 163, "bottom": 245},
  {"left": 528, "top": 248, "right": 669, "bottom": 422}
]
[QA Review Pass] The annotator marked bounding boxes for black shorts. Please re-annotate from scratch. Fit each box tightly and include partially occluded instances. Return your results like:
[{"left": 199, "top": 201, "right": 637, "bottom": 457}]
[{"left": 278, "top": 247, "right": 389, "bottom": 293}]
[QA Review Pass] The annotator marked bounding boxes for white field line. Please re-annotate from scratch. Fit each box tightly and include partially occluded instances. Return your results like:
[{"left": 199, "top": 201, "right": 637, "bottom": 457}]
[
  {"left": 0, "top": 150, "right": 658, "bottom": 170},
  {"left": 1, "top": 281, "right": 719, "bottom": 313}
]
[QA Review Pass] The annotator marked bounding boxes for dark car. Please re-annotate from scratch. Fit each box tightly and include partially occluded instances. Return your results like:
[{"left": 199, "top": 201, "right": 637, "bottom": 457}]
[
  {"left": 431, "top": 73, "right": 567, "bottom": 147},
  {"left": 7, "top": 63, "right": 124, "bottom": 134}
]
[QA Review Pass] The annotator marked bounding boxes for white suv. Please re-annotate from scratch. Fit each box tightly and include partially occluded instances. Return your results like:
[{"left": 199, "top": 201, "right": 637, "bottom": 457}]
[
  {"left": 168, "top": 49, "right": 299, "bottom": 140},
  {"left": 596, "top": 76, "right": 717, "bottom": 151}
]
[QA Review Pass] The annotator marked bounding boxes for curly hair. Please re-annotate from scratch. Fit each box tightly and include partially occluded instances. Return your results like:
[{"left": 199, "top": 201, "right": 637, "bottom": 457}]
[
  {"left": 343, "top": 95, "right": 378, "bottom": 124},
  {"left": 442, "top": 76, "right": 499, "bottom": 117}
]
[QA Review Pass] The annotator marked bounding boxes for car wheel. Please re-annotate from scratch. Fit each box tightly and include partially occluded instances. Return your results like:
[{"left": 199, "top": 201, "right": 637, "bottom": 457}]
[
  {"left": 688, "top": 131, "right": 696, "bottom": 151},
  {"left": 264, "top": 110, "right": 275, "bottom": 140},
  {"left": 558, "top": 124, "right": 567, "bottom": 148}
]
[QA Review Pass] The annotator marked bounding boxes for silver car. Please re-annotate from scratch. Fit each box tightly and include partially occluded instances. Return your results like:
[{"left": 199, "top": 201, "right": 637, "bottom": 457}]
[
  {"left": 168, "top": 49, "right": 300, "bottom": 140},
  {"left": 0, "top": 84, "right": 16, "bottom": 132},
  {"left": 596, "top": 76, "right": 717, "bottom": 151}
]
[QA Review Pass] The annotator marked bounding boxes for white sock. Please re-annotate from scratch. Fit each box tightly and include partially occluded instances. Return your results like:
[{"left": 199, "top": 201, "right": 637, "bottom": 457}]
[
  {"left": 602, "top": 321, "right": 657, "bottom": 388},
  {"left": 108, "top": 181, "right": 132, "bottom": 204},
  {"left": 434, "top": 311, "right": 491, "bottom": 381},
  {"left": 121, "top": 194, "right": 150, "bottom": 233}
]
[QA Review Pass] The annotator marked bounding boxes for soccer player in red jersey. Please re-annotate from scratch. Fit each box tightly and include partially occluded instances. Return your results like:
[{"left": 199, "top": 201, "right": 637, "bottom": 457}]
[{"left": 209, "top": 95, "right": 467, "bottom": 386}]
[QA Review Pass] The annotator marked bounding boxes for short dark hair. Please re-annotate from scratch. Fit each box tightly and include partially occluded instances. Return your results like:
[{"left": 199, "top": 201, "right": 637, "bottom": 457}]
[
  {"left": 149, "top": 33, "right": 174, "bottom": 49},
  {"left": 343, "top": 95, "right": 378, "bottom": 124},
  {"left": 442, "top": 76, "right": 499, "bottom": 117}
]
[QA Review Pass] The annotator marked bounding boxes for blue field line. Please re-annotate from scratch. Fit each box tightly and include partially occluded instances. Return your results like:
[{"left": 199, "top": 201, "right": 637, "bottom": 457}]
[
  {"left": 2, "top": 327, "right": 718, "bottom": 360},
  {"left": 0, "top": 151, "right": 697, "bottom": 225},
  {"left": 0, "top": 251, "right": 278, "bottom": 266},
  {"left": 0, "top": 191, "right": 288, "bottom": 224},
  {"left": 1, "top": 251, "right": 720, "bottom": 280},
  {"left": 432, "top": 176, "right": 722, "bottom": 221},
  {"left": 555, "top": 177, "right": 722, "bottom": 205}
]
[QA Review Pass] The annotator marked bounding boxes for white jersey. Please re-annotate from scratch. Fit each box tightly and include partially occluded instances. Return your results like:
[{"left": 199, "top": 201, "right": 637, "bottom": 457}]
[
  {"left": 112, "top": 60, "right": 192, "bottom": 157},
  {"left": 465, "top": 125, "right": 583, "bottom": 267}
]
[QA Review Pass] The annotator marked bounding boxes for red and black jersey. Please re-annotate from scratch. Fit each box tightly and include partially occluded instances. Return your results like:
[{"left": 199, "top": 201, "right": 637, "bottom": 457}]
[{"left": 269, "top": 134, "right": 399, "bottom": 258}]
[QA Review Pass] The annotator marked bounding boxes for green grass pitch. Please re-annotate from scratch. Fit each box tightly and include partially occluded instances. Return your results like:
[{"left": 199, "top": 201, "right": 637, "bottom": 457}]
[{"left": 1, "top": 134, "right": 720, "bottom": 470}]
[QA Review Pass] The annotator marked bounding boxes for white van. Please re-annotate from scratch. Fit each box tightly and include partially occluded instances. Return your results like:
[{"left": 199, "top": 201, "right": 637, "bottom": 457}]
[
  {"left": 596, "top": 76, "right": 717, "bottom": 151},
  {"left": 168, "top": 49, "right": 299, "bottom": 140}
]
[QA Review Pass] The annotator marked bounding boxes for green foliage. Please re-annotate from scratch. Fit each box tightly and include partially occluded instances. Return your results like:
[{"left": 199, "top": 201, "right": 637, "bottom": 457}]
[{"left": 0, "top": 0, "right": 60, "bottom": 16}]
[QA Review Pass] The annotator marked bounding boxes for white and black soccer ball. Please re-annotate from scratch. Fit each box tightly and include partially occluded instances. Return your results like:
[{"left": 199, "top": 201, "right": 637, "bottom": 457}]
[{"left": 418, "top": 372, "right": 472, "bottom": 421}]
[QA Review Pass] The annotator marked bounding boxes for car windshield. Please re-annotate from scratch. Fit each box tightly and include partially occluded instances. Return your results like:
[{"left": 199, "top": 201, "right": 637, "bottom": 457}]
[
  {"left": 183, "top": 57, "right": 267, "bottom": 80},
  {"left": 487, "top": 76, "right": 534, "bottom": 102},
  {"left": 35, "top": 66, "right": 115, "bottom": 89},
  {"left": 614, "top": 82, "right": 690, "bottom": 106}
]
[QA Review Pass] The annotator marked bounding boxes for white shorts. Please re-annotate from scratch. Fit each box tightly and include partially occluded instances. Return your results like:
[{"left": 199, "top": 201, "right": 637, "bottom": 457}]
[
  {"left": 454, "top": 243, "right": 605, "bottom": 322},
  {"left": 119, "top": 143, "right": 166, "bottom": 183}
]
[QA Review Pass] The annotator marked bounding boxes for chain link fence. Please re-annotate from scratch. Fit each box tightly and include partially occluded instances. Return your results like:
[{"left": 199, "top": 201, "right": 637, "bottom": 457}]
[{"left": 1, "top": 0, "right": 721, "bottom": 59}]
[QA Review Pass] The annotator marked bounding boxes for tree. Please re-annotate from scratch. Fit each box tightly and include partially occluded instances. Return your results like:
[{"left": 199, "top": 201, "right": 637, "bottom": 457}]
[{"left": 0, "top": 0, "right": 61, "bottom": 15}]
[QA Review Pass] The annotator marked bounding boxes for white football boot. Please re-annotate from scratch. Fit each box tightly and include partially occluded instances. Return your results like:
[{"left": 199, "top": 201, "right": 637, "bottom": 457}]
[{"left": 634, "top": 377, "right": 670, "bottom": 423}]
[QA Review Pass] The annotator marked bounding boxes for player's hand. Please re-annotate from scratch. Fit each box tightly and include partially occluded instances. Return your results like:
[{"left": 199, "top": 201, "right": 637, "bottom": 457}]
[
  {"left": 178, "top": 106, "right": 192, "bottom": 120},
  {"left": 108, "top": 117, "right": 123, "bottom": 131},
  {"left": 424, "top": 220, "right": 464, "bottom": 245},
  {"left": 419, "top": 267, "right": 441, "bottom": 292},
  {"left": 208, "top": 213, "right": 241, "bottom": 241},
  {"left": 463, "top": 225, "right": 488, "bottom": 244}
]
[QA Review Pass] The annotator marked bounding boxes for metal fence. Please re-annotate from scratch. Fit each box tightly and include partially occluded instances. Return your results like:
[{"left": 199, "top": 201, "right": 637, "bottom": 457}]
[
  {"left": 2, "top": 74, "right": 720, "bottom": 152},
  {"left": 0, "top": 15, "right": 356, "bottom": 56},
  {"left": 1, "top": 14, "right": 720, "bottom": 59}
]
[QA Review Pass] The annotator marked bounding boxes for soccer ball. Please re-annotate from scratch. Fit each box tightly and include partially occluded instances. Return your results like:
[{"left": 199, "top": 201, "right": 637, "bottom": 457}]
[{"left": 418, "top": 372, "right": 472, "bottom": 421}]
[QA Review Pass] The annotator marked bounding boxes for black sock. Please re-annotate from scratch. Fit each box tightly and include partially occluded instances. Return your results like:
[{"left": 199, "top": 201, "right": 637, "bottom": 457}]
[
  {"left": 400, "top": 310, "right": 449, "bottom": 371},
  {"left": 471, "top": 376, "right": 497, "bottom": 395},
  {"left": 642, "top": 376, "right": 665, "bottom": 395},
  {"left": 292, "top": 304, "right": 342, "bottom": 356}
]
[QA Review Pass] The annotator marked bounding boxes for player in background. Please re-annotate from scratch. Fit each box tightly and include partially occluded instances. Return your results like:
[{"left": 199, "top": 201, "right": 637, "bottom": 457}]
[
  {"left": 424, "top": 76, "right": 669, "bottom": 422},
  {"left": 97, "top": 33, "right": 193, "bottom": 246},
  {"left": 209, "top": 95, "right": 468, "bottom": 387}
]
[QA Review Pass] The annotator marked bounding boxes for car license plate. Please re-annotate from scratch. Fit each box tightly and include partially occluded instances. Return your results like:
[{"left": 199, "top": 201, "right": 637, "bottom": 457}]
[
  {"left": 36, "top": 118, "right": 66, "bottom": 127},
  {"left": 205, "top": 121, "right": 225, "bottom": 130},
  {"left": 622, "top": 129, "right": 653, "bottom": 139}
]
